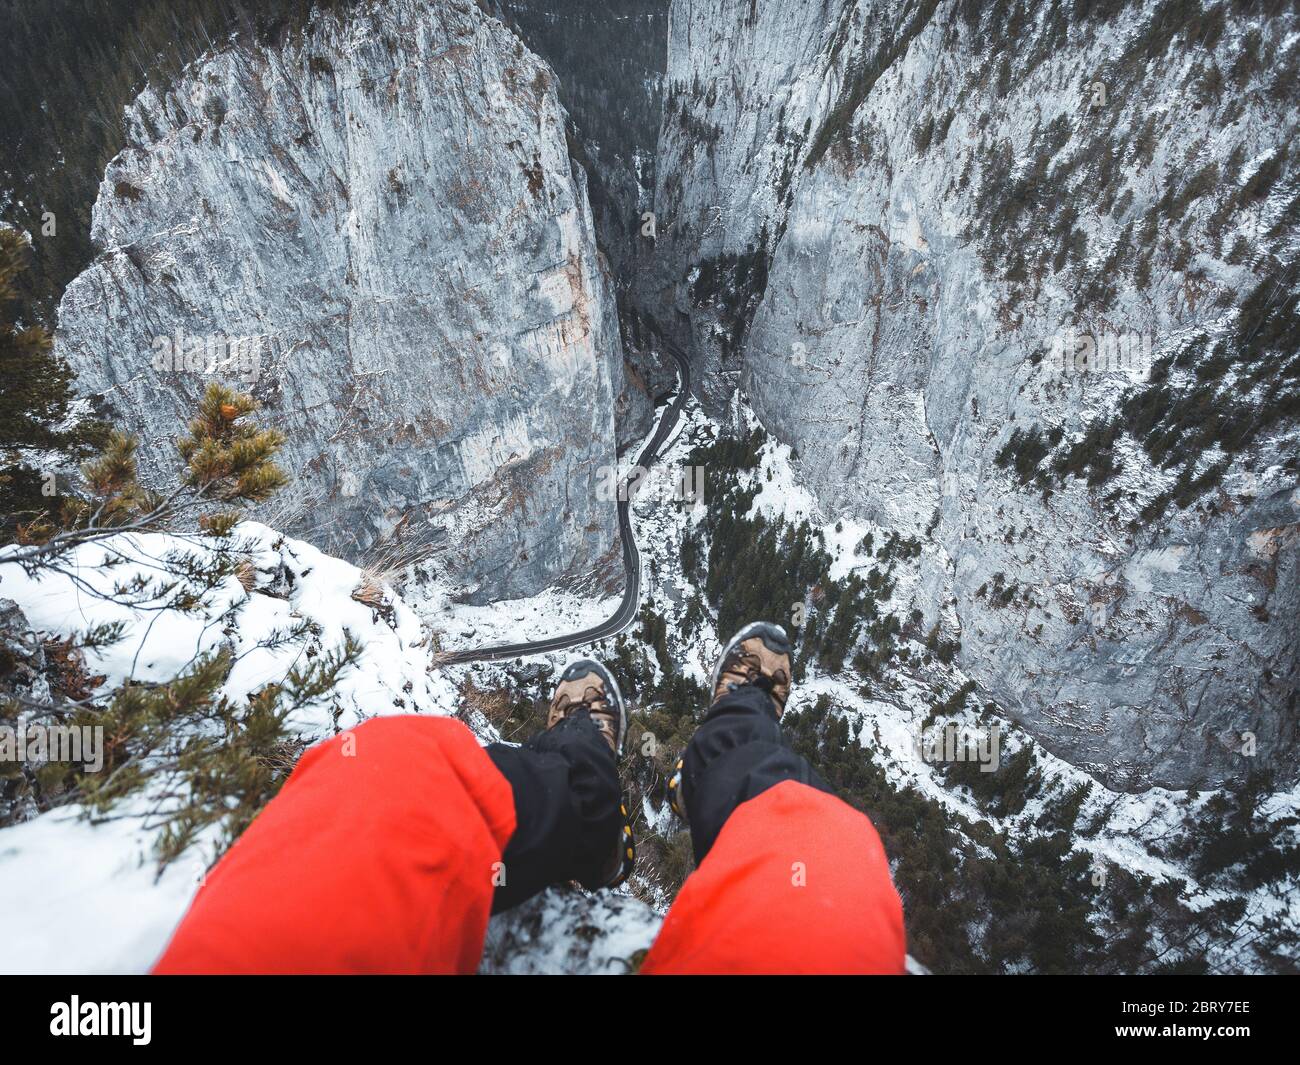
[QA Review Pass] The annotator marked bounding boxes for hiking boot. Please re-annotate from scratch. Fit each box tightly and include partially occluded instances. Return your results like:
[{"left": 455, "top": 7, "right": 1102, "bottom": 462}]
[
  {"left": 709, "top": 621, "right": 793, "bottom": 718},
  {"left": 547, "top": 658, "right": 627, "bottom": 755},
  {"left": 546, "top": 659, "right": 634, "bottom": 889},
  {"left": 667, "top": 622, "right": 793, "bottom": 823}
]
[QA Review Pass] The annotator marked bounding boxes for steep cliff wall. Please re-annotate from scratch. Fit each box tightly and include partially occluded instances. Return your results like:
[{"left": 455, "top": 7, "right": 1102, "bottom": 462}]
[
  {"left": 56, "top": 0, "right": 630, "bottom": 602},
  {"left": 649, "top": 0, "right": 1300, "bottom": 789},
  {"left": 493, "top": 0, "right": 678, "bottom": 438}
]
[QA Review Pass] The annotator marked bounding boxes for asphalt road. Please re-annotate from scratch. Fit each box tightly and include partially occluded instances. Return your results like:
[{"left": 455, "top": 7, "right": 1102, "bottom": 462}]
[{"left": 438, "top": 325, "right": 691, "bottom": 666}]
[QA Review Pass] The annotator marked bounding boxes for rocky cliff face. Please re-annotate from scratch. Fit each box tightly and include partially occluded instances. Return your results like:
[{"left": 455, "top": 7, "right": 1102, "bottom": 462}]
[
  {"left": 646, "top": 0, "right": 1300, "bottom": 789},
  {"left": 56, "top": 0, "right": 630, "bottom": 602},
  {"left": 493, "top": 0, "right": 678, "bottom": 435}
]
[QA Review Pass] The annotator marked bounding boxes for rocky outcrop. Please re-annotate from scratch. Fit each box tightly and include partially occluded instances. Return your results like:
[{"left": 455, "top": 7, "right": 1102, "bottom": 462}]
[
  {"left": 647, "top": 0, "right": 1300, "bottom": 789},
  {"left": 56, "top": 0, "right": 630, "bottom": 602},
  {"left": 479, "top": 886, "right": 660, "bottom": 974}
]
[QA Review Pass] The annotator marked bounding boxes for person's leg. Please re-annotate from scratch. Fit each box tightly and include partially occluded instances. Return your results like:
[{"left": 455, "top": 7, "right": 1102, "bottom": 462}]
[
  {"left": 154, "top": 715, "right": 515, "bottom": 974},
  {"left": 485, "top": 659, "right": 632, "bottom": 913},
  {"left": 154, "top": 661, "right": 631, "bottom": 973},
  {"left": 642, "top": 623, "right": 906, "bottom": 974}
]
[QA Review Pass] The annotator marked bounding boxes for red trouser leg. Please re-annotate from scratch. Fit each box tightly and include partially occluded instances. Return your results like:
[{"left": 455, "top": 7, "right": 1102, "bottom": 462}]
[
  {"left": 642, "top": 780, "right": 906, "bottom": 974},
  {"left": 153, "top": 716, "right": 515, "bottom": 974}
]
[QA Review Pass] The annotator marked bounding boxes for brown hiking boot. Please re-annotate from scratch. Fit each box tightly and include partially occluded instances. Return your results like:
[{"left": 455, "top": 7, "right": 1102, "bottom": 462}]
[
  {"left": 546, "top": 659, "right": 634, "bottom": 889},
  {"left": 547, "top": 658, "right": 627, "bottom": 756},
  {"left": 667, "top": 621, "right": 795, "bottom": 823},
  {"left": 709, "top": 621, "right": 793, "bottom": 718}
]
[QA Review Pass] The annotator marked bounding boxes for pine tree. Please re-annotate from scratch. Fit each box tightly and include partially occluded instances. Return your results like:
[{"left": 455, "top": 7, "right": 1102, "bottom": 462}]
[{"left": 0, "top": 227, "right": 103, "bottom": 538}]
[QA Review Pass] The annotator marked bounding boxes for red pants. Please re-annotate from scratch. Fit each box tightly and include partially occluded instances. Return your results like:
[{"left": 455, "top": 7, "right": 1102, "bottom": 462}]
[{"left": 154, "top": 716, "right": 905, "bottom": 974}]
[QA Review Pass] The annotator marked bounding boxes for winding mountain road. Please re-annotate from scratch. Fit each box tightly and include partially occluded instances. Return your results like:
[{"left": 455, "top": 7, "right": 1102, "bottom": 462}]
[{"left": 439, "top": 327, "right": 691, "bottom": 665}]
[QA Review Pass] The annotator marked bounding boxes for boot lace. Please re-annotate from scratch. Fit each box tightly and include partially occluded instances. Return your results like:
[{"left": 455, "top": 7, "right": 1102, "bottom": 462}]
[
  {"left": 724, "top": 650, "right": 781, "bottom": 692},
  {"left": 554, "top": 685, "right": 617, "bottom": 744}
]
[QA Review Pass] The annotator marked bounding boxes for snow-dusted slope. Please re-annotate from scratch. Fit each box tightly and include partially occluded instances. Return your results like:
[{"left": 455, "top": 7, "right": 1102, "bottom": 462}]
[{"left": 2, "top": 523, "right": 451, "bottom": 732}]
